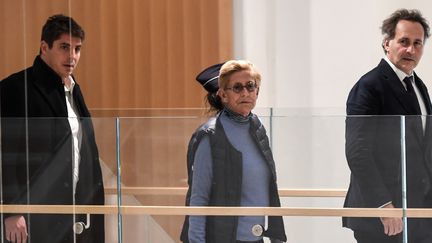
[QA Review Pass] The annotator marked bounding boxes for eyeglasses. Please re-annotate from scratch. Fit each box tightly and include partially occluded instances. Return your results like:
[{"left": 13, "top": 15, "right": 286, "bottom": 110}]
[{"left": 224, "top": 81, "right": 257, "bottom": 93}]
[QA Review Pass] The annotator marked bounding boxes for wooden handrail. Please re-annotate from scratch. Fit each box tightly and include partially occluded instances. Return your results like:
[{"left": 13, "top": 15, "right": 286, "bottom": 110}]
[
  {"left": 0, "top": 205, "right": 402, "bottom": 217},
  {"left": 104, "top": 187, "right": 347, "bottom": 197},
  {"left": 2, "top": 205, "right": 432, "bottom": 218},
  {"left": 6, "top": 187, "right": 432, "bottom": 218}
]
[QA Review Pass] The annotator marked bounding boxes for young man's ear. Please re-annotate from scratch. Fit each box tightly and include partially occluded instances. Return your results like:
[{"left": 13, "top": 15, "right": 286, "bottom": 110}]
[{"left": 40, "top": 41, "right": 48, "bottom": 54}]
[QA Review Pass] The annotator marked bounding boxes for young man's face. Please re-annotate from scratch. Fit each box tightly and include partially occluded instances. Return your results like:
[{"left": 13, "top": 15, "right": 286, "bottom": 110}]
[{"left": 40, "top": 33, "right": 82, "bottom": 79}]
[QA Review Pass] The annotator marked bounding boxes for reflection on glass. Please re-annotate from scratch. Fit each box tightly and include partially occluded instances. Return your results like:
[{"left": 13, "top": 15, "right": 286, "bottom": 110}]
[
  {"left": 1, "top": 117, "right": 105, "bottom": 242},
  {"left": 3, "top": 110, "right": 432, "bottom": 242},
  {"left": 344, "top": 115, "right": 404, "bottom": 242},
  {"left": 344, "top": 114, "right": 432, "bottom": 243},
  {"left": 1, "top": 109, "right": 429, "bottom": 242}
]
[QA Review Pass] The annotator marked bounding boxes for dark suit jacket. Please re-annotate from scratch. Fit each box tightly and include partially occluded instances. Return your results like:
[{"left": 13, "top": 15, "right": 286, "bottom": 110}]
[
  {"left": 343, "top": 59, "right": 432, "bottom": 233},
  {"left": 1, "top": 56, "right": 105, "bottom": 243}
]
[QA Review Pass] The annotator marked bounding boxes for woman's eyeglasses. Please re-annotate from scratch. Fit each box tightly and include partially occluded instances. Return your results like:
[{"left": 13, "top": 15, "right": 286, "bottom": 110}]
[{"left": 225, "top": 81, "right": 257, "bottom": 93}]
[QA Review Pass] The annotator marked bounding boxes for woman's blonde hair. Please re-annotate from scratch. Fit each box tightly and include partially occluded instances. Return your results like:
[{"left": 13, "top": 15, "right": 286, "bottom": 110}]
[{"left": 218, "top": 60, "right": 261, "bottom": 89}]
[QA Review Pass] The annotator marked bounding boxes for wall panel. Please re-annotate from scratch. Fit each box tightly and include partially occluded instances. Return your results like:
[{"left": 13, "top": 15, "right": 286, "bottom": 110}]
[{"left": 0, "top": 0, "right": 232, "bottom": 110}]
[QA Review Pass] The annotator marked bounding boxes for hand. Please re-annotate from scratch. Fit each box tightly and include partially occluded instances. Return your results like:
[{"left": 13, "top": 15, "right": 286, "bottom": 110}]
[
  {"left": 4, "top": 215, "right": 28, "bottom": 243},
  {"left": 379, "top": 203, "right": 403, "bottom": 236}
]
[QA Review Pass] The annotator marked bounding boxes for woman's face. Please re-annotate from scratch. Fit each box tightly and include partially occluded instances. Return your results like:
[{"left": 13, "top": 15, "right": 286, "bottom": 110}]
[{"left": 219, "top": 70, "right": 259, "bottom": 117}]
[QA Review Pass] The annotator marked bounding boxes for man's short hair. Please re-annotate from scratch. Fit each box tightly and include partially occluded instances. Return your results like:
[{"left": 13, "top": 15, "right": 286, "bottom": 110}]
[
  {"left": 41, "top": 14, "right": 85, "bottom": 48},
  {"left": 381, "top": 9, "right": 430, "bottom": 52}
]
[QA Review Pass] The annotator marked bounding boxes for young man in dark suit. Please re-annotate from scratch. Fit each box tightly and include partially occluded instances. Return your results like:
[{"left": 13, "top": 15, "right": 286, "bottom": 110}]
[
  {"left": 1, "top": 14, "right": 104, "bottom": 243},
  {"left": 344, "top": 9, "right": 432, "bottom": 243}
]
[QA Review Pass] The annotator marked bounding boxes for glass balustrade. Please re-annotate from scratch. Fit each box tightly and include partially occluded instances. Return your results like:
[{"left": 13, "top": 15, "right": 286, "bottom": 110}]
[{"left": 2, "top": 109, "right": 427, "bottom": 243}]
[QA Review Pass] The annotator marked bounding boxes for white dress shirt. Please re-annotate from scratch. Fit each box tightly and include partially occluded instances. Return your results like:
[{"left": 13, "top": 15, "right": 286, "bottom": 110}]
[
  {"left": 384, "top": 57, "right": 427, "bottom": 132},
  {"left": 64, "top": 76, "right": 82, "bottom": 196}
]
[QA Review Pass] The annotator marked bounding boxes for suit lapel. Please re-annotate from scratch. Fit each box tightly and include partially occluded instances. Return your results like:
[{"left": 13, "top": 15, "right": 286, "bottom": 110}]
[
  {"left": 416, "top": 74, "right": 432, "bottom": 149},
  {"left": 379, "top": 60, "right": 424, "bottom": 142},
  {"left": 381, "top": 61, "right": 418, "bottom": 115},
  {"left": 31, "top": 56, "right": 67, "bottom": 117},
  {"left": 33, "top": 81, "right": 67, "bottom": 117},
  {"left": 419, "top": 77, "right": 432, "bottom": 178},
  {"left": 409, "top": 74, "right": 432, "bottom": 143},
  {"left": 414, "top": 74, "right": 432, "bottom": 114},
  {"left": 72, "top": 83, "right": 89, "bottom": 118}
]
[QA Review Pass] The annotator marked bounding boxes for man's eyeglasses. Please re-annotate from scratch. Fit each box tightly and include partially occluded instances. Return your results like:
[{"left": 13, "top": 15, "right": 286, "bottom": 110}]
[{"left": 225, "top": 81, "right": 257, "bottom": 93}]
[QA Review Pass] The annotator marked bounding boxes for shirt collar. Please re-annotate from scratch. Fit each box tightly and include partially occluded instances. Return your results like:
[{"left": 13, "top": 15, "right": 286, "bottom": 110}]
[
  {"left": 64, "top": 76, "right": 76, "bottom": 93},
  {"left": 384, "top": 56, "right": 413, "bottom": 81}
]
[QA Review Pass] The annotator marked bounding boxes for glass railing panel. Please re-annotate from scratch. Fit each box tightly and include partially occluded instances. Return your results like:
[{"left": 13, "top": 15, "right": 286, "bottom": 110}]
[
  {"left": 92, "top": 117, "right": 120, "bottom": 243},
  {"left": 0, "top": 112, "right": 416, "bottom": 243},
  {"left": 113, "top": 112, "right": 411, "bottom": 243},
  {"left": 404, "top": 115, "right": 432, "bottom": 243},
  {"left": 271, "top": 110, "right": 405, "bottom": 242},
  {"left": 113, "top": 112, "right": 381, "bottom": 242},
  {"left": 0, "top": 117, "right": 110, "bottom": 242},
  {"left": 271, "top": 111, "right": 351, "bottom": 242},
  {"left": 117, "top": 115, "right": 208, "bottom": 242}
]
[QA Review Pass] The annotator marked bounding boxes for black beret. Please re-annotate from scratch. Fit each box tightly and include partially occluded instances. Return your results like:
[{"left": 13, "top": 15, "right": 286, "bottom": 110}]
[{"left": 196, "top": 62, "right": 225, "bottom": 93}]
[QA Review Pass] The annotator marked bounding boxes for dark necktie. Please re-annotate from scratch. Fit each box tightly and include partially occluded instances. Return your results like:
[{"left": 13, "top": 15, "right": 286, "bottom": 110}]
[
  {"left": 403, "top": 76, "right": 415, "bottom": 93},
  {"left": 403, "top": 76, "right": 424, "bottom": 137},
  {"left": 403, "top": 76, "right": 421, "bottom": 114}
]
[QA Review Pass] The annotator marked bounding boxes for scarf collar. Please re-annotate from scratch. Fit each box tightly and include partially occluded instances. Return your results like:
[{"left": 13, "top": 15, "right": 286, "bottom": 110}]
[{"left": 223, "top": 108, "right": 252, "bottom": 124}]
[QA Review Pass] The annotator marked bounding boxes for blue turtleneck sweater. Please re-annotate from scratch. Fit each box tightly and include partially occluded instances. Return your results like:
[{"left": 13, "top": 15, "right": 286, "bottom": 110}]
[{"left": 188, "top": 109, "right": 271, "bottom": 242}]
